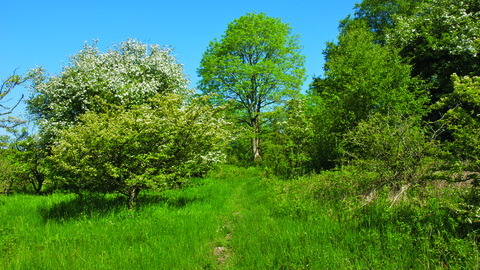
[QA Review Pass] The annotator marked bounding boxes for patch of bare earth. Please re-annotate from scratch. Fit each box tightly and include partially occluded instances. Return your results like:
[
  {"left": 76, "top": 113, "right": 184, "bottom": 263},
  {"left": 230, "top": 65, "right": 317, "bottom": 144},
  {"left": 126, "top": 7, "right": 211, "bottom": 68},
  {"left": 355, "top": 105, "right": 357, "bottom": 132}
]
[{"left": 214, "top": 211, "right": 242, "bottom": 268}]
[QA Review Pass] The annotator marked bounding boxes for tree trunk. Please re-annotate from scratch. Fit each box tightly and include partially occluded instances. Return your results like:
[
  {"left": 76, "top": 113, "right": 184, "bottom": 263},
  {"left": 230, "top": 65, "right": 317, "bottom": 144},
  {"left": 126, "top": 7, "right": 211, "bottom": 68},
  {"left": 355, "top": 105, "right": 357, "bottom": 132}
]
[
  {"left": 127, "top": 187, "right": 141, "bottom": 210},
  {"left": 31, "top": 166, "right": 44, "bottom": 194},
  {"left": 251, "top": 116, "right": 262, "bottom": 162}
]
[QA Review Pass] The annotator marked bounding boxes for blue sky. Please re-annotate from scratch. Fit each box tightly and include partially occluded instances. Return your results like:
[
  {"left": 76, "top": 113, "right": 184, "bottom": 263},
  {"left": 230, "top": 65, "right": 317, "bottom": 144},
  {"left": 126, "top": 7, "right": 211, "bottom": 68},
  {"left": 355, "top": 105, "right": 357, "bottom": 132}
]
[{"left": 1, "top": 0, "right": 358, "bottom": 134}]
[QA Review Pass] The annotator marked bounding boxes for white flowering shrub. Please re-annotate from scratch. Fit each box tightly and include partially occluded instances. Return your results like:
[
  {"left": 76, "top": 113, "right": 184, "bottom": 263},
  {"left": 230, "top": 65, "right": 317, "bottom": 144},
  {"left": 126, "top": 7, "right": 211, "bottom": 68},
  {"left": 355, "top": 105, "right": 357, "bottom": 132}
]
[
  {"left": 386, "top": 0, "right": 480, "bottom": 112},
  {"left": 389, "top": 0, "right": 480, "bottom": 56},
  {"left": 27, "top": 38, "right": 191, "bottom": 138},
  {"left": 51, "top": 93, "right": 231, "bottom": 208}
]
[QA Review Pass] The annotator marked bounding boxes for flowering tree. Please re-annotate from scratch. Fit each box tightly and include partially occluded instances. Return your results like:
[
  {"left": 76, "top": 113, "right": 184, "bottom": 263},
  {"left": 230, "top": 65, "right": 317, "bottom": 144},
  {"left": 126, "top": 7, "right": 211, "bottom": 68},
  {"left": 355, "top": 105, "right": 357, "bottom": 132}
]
[
  {"left": 52, "top": 94, "right": 231, "bottom": 209},
  {"left": 387, "top": 0, "right": 480, "bottom": 105},
  {"left": 391, "top": 0, "right": 480, "bottom": 56},
  {"left": 351, "top": 0, "right": 427, "bottom": 45},
  {"left": 27, "top": 38, "right": 191, "bottom": 139}
]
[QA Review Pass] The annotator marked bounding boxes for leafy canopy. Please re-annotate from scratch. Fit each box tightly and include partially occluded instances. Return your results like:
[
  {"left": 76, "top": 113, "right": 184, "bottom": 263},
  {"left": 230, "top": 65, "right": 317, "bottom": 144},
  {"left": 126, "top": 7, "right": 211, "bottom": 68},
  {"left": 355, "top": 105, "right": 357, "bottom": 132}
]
[
  {"left": 312, "top": 20, "right": 423, "bottom": 132},
  {"left": 353, "top": 0, "right": 427, "bottom": 44},
  {"left": 198, "top": 12, "right": 306, "bottom": 112},
  {"left": 387, "top": 0, "right": 480, "bottom": 105},
  {"left": 27, "top": 38, "right": 191, "bottom": 138},
  {"left": 309, "top": 20, "right": 427, "bottom": 170},
  {"left": 197, "top": 12, "right": 306, "bottom": 161},
  {"left": 51, "top": 93, "right": 231, "bottom": 205}
]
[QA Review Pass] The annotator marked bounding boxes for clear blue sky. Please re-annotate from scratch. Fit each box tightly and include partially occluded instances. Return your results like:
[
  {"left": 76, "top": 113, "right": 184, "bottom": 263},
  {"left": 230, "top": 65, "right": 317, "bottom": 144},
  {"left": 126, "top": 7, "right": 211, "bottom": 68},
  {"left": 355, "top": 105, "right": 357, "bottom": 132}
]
[{"left": 1, "top": 0, "right": 358, "bottom": 134}]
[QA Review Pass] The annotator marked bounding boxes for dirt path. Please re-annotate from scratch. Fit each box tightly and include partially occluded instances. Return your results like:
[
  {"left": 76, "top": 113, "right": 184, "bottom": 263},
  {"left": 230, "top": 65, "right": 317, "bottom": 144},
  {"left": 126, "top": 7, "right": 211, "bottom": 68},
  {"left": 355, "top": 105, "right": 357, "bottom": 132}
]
[{"left": 211, "top": 170, "right": 251, "bottom": 269}]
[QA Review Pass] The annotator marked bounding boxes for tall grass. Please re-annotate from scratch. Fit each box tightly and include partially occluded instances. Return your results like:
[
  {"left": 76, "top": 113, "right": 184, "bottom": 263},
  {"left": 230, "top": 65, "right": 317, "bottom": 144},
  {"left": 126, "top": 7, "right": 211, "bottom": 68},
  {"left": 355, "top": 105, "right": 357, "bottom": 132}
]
[
  {"left": 1, "top": 165, "right": 479, "bottom": 269},
  {"left": 1, "top": 174, "right": 238, "bottom": 269},
  {"left": 227, "top": 169, "right": 479, "bottom": 269}
]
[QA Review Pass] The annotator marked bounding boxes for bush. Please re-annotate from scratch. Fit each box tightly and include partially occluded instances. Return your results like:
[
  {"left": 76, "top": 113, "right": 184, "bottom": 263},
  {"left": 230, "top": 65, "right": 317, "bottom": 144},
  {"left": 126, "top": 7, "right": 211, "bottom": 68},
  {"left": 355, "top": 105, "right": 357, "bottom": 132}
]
[
  {"left": 342, "top": 111, "right": 442, "bottom": 191},
  {"left": 51, "top": 94, "right": 231, "bottom": 208}
]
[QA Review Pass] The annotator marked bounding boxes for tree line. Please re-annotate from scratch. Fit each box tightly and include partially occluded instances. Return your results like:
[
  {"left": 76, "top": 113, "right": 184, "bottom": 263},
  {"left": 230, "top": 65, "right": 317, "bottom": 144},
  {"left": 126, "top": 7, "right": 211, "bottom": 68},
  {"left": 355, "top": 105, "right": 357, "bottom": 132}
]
[{"left": 1, "top": 0, "right": 479, "bottom": 213}]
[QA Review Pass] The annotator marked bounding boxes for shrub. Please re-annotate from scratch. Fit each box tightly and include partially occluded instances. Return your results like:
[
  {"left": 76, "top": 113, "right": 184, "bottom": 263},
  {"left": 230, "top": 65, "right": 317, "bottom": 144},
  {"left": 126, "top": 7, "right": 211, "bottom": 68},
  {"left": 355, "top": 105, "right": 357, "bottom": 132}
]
[
  {"left": 51, "top": 94, "right": 231, "bottom": 208},
  {"left": 342, "top": 111, "right": 442, "bottom": 191}
]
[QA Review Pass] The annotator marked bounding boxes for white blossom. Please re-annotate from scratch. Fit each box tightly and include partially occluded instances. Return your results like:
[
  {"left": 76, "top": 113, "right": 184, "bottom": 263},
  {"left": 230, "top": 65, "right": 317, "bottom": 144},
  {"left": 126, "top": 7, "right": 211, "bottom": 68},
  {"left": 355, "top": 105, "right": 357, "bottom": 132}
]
[{"left": 28, "top": 38, "right": 192, "bottom": 137}]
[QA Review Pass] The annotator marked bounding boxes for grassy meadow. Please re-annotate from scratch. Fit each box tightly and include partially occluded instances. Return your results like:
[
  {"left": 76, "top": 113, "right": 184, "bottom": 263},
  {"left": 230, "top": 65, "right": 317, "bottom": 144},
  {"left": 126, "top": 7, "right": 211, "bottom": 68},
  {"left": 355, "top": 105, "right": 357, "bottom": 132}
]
[{"left": 1, "top": 165, "right": 479, "bottom": 269}]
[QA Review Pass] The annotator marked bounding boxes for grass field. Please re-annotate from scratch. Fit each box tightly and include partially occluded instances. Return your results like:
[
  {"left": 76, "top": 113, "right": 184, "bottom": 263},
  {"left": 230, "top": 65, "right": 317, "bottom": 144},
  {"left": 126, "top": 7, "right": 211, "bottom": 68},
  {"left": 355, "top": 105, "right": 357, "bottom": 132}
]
[{"left": 1, "top": 166, "right": 479, "bottom": 269}]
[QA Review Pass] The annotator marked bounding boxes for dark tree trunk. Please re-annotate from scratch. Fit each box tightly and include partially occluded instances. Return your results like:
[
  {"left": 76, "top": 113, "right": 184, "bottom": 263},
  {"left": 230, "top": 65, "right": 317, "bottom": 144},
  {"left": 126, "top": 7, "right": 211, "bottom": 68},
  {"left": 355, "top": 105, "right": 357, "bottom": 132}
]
[{"left": 31, "top": 168, "right": 44, "bottom": 194}]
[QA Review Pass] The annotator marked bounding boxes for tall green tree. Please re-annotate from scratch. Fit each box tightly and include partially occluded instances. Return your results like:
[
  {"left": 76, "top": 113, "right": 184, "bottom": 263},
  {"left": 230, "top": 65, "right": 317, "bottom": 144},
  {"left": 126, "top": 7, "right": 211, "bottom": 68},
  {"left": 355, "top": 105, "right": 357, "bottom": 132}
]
[
  {"left": 197, "top": 12, "right": 306, "bottom": 161},
  {"left": 309, "top": 21, "right": 425, "bottom": 170}
]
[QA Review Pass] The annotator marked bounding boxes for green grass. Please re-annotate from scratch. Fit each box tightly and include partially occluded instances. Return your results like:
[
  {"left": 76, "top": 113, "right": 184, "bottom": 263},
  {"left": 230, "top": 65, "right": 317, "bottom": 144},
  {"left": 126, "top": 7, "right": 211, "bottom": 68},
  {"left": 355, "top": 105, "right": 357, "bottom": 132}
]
[
  {"left": 1, "top": 171, "right": 240, "bottom": 269},
  {"left": 1, "top": 166, "right": 479, "bottom": 269}
]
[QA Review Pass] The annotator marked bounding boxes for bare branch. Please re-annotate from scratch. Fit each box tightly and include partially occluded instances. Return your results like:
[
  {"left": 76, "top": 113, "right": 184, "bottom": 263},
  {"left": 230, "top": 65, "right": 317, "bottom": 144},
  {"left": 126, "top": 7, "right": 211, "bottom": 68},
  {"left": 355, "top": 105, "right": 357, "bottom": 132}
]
[{"left": 1, "top": 68, "right": 29, "bottom": 128}]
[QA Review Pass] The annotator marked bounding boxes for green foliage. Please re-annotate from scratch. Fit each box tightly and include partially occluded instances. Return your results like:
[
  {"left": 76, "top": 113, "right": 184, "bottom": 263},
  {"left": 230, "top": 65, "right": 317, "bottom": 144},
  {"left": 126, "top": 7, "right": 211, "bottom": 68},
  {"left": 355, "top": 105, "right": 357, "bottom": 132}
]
[
  {"left": 224, "top": 129, "right": 255, "bottom": 167},
  {"left": 0, "top": 131, "right": 49, "bottom": 194},
  {"left": 197, "top": 12, "right": 306, "bottom": 161},
  {"left": 11, "top": 134, "right": 49, "bottom": 194},
  {"left": 310, "top": 20, "right": 426, "bottom": 170},
  {"left": 342, "top": 111, "right": 442, "bottom": 190},
  {"left": 316, "top": 21, "right": 423, "bottom": 122},
  {"left": 353, "top": 0, "right": 427, "bottom": 44},
  {"left": 436, "top": 74, "right": 480, "bottom": 170},
  {"left": 261, "top": 98, "right": 314, "bottom": 178},
  {"left": 0, "top": 149, "right": 19, "bottom": 194},
  {"left": 50, "top": 94, "right": 231, "bottom": 207},
  {"left": 305, "top": 94, "right": 342, "bottom": 171},
  {"left": 388, "top": 0, "right": 480, "bottom": 108},
  {"left": 435, "top": 73, "right": 480, "bottom": 225}
]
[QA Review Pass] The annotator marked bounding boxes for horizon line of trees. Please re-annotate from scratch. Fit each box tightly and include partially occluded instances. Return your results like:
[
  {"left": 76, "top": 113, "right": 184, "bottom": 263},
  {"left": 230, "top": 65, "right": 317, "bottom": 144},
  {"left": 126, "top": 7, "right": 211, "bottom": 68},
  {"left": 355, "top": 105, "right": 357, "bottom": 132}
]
[{"left": 1, "top": 0, "right": 479, "bottom": 212}]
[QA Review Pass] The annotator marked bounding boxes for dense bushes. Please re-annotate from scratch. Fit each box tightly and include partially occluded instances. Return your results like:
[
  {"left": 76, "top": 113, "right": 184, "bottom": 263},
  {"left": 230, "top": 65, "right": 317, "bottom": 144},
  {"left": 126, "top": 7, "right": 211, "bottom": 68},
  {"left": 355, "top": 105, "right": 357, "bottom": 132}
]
[
  {"left": 342, "top": 111, "right": 442, "bottom": 190},
  {"left": 51, "top": 94, "right": 231, "bottom": 208}
]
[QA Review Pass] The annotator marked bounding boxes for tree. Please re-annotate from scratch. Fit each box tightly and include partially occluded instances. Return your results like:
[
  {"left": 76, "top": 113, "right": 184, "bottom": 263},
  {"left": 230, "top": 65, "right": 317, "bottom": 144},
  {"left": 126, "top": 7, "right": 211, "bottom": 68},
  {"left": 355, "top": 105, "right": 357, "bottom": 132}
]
[
  {"left": 12, "top": 134, "right": 49, "bottom": 194},
  {"left": 387, "top": 0, "right": 480, "bottom": 108},
  {"left": 197, "top": 12, "right": 306, "bottom": 161},
  {"left": 433, "top": 74, "right": 480, "bottom": 224},
  {"left": 51, "top": 94, "right": 231, "bottom": 209},
  {"left": 27, "top": 38, "right": 191, "bottom": 142},
  {"left": 434, "top": 73, "right": 480, "bottom": 173},
  {"left": 309, "top": 20, "right": 426, "bottom": 170},
  {"left": 0, "top": 129, "right": 48, "bottom": 194},
  {"left": 0, "top": 148, "right": 17, "bottom": 194},
  {"left": 262, "top": 97, "right": 314, "bottom": 178},
  {"left": 314, "top": 21, "right": 422, "bottom": 124},
  {"left": 1, "top": 70, "right": 30, "bottom": 128},
  {"left": 352, "top": 0, "right": 427, "bottom": 44}
]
